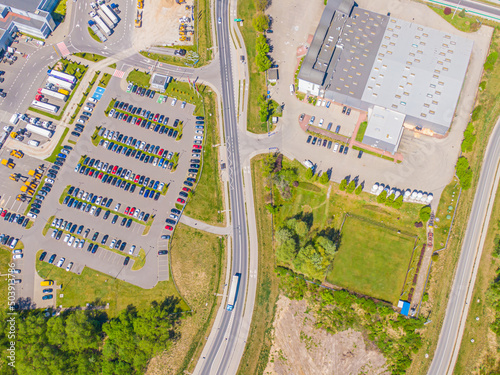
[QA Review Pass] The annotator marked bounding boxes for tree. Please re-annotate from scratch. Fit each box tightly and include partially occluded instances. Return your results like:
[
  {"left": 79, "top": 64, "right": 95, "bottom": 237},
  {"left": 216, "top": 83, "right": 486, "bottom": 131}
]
[
  {"left": 355, "top": 184, "right": 362, "bottom": 195},
  {"left": 262, "top": 153, "right": 276, "bottom": 176},
  {"left": 319, "top": 172, "right": 330, "bottom": 184},
  {"left": 419, "top": 205, "right": 432, "bottom": 222},
  {"left": 459, "top": 8, "right": 466, "bottom": 17},
  {"left": 339, "top": 179, "right": 347, "bottom": 191},
  {"left": 256, "top": 35, "right": 270, "bottom": 54},
  {"left": 461, "top": 123, "right": 476, "bottom": 152},
  {"left": 393, "top": 194, "right": 404, "bottom": 209},
  {"left": 252, "top": 14, "right": 269, "bottom": 32},
  {"left": 456, "top": 156, "right": 473, "bottom": 190},
  {"left": 255, "top": 0, "right": 268, "bottom": 11},
  {"left": 305, "top": 168, "right": 313, "bottom": 180},
  {"left": 377, "top": 190, "right": 387, "bottom": 204},
  {"left": 346, "top": 180, "right": 356, "bottom": 193},
  {"left": 265, "top": 203, "right": 279, "bottom": 214},
  {"left": 255, "top": 52, "right": 272, "bottom": 72},
  {"left": 444, "top": 7, "right": 452, "bottom": 15}
]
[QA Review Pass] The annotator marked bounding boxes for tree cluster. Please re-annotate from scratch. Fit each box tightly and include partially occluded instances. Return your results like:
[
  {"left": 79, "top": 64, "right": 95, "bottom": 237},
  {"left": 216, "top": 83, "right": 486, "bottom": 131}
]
[
  {"left": 258, "top": 96, "right": 280, "bottom": 123},
  {"left": 263, "top": 153, "right": 297, "bottom": 200},
  {"left": 461, "top": 123, "right": 476, "bottom": 153},
  {"left": 0, "top": 299, "right": 181, "bottom": 374},
  {"left": 252, "top": 14, "right": 269, "bottom": 32},
  {"left": 339, "top": 178, "right": 364, "bottom": 195},
  {"left": 456, "top": 156, "right": 473, "bottom": 190},
  {"left": 276, "top": 268, "right": 425, "bottom": 374},
  {"left": 255, "top": 35, "right": 272, "bottom": 72},
  {"left": 276, "top": 217, "right": 339, "bottom": 279}
]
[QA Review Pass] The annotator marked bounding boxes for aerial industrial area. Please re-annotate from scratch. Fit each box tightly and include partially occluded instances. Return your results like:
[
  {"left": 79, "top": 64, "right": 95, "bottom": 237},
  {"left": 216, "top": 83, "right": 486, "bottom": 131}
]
[{"left": 0, "top": 0, "right": 500, "bottom": 374}]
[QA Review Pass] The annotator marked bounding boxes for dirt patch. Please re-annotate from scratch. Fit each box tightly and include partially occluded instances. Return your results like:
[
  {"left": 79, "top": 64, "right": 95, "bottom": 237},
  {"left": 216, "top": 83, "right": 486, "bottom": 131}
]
[
  {"left": 264, "top": 296, "right": 388, "bottom": 375},
  {"left": 132, "top": 0, "right": 195, "bottom": 50}
]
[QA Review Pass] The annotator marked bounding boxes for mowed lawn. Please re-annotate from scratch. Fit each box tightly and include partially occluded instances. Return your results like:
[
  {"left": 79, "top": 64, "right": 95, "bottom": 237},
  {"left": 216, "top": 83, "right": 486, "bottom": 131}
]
[{"left": 327, "top": 216, "right": 416, "bottom": 305}]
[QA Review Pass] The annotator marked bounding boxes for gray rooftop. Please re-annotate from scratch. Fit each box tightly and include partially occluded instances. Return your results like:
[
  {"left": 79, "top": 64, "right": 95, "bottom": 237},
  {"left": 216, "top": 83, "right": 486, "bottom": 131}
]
[
  {"left": 360, "top": 18, "right": 473, "bottom": 132},
  {"left": 0, "top": 0, "right": 43, "bottom": 12}
]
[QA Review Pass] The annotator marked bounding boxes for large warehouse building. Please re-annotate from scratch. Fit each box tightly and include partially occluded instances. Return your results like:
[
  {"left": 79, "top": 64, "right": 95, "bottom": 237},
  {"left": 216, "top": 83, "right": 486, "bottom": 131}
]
[{"left": 297, "top": 0, "right": 473, "bottom": 154}]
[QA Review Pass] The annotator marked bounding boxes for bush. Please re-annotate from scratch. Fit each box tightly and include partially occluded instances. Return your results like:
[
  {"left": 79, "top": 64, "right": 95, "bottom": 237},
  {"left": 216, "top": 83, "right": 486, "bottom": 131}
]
[
  {"left": 339, "top": 179, "right": 347, "bottom": 191},
  {"left": 456, "top": 156, "right": 473, "bottom": 190},
  {"left": 432, "top": 253, "right": 439, "bottom": 262},
  {"left": 393, "top": 194, "right": 404, "bottom": 209},
  {"left": 377, "top": 190, "right": 387, "bottom": 204},
  {"left": 479, "top": 81, "right": 486, "bottom": 91},
  {"left": 459, "top": 8, "right": 466, "bottom": 17},
  {"left": 252, "top": 14, "right": 269, "bottom": 32},
  {"left": 444, "top": 7, "right": 452, "bottom": 15},
  {"left": 305, "top": 168, "right": 314, "bottom": 180},
  {"left": 471, "top": 106, "right": 482, "bottom": 121},
  {"left": 484, "top": 51, "right": 498, "bottom": 71},
  {"left": 419, "top": 206, "right": 432, "bottom": 222},
  {"left": 461, "top": 123, "right": 476, "bottom": 153},
  {"left": 255, "top": 52, "right": 272, "bottom": 72}
]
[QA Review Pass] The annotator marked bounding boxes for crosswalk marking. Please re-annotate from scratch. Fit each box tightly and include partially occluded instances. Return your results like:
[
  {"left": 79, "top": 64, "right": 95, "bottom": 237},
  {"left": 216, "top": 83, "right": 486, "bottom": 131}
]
[
  {"left": 113, "top": 69, "right": 125, "bottom": 78},
  {"left": 56, "top": 42, "right": 70, "bottom": 56}
]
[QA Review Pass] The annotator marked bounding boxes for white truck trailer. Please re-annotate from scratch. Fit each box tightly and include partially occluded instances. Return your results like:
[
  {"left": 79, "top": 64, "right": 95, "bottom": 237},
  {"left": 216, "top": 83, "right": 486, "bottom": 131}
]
[
  {"left": 97, "top": 9, "right": 115, "bottom": 29},
  {"left": 31, "top": 100, "right": 59, "bottom": 114},
  {"left": 101, "top": 4, "right": 119, "bottom": 25},
  {"left": 89, "top": 22, "right": 107, "bottom": 42},
  {"left": 47, "top": 69, "right": 77, "bottom": 84},
  {"left": 47, "top": 76, "right": 74, "bottom": 91},
  {"left": 93, "top": 15, "right": 112, "bottom": 36},
  {"left": 226, "top": 274, "right": 240, "bottom": 311},
  {"left": 26, "top": 124, "right": 53, "bottom": 138},
  {"left": 39, "top": 88, "right": 67, "bottom": 102}
]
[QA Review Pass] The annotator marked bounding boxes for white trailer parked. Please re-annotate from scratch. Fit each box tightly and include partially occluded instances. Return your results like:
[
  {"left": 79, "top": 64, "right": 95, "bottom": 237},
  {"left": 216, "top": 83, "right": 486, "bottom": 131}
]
[
  {"left": 97, "top": 9, "right": 115, "bottom": 29},
  {"left": 101, "top": 4, "right": 119, "bottom": 25},
  {"left": 47, "top": 76, "right": 74, "bottom": 91},
  {"left": 26, "top": 124, "right": 53, "bottom": 138},
  {"left": 31, "top": 100, "right": 59, "bottom": 114},
  {"left": 89, "top": 23, "right": 107, "bottom": 42},
  {"left": 47, "top": 69, "right": 77, "bottom": 84},
  {"left": 40, "top": 88, "right": 67, "bottom": 102},
  {"left": 93, "top": 15, "right": 112, "bottom": 36}
]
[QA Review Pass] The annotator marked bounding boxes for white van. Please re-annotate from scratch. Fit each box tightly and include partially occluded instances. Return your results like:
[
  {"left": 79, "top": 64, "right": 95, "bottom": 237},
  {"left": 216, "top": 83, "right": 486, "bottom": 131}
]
[
  {"left": 10, "top": 113, "right": 19, "bottom": 125},
  {"left": 28, "top": 140, "right": 40, "bottom": 147}
]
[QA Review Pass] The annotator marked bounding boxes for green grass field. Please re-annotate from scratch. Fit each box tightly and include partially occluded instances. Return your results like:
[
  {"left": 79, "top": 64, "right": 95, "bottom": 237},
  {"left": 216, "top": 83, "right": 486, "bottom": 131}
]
[
  {"left": 326, "top": 216, "right": 416, "bottom": 304},
  {"left": 36, "top": 252, "right": 189, "bottom": 317}
]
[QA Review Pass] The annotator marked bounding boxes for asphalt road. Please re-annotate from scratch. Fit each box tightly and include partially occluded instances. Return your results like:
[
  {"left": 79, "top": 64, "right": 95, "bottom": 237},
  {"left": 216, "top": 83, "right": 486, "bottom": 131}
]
[
  {"left": 423, "top": 0, "right": 500, "bottom": 20},
  {"left": 193, "top": 0, "right": 250, "bottom": 374},
  {"left": 428, "top": 120, "right": 500, "bottom": 374}
]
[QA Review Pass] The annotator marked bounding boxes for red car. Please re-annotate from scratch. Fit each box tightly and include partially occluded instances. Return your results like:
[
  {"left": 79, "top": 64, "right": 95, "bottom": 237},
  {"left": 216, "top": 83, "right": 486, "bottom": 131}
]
[
  {"left": 135, "top": 118, "right": 141, "bottom": 125},
  {"left": 193, "top": 145, "right": 202, "bottom": 149},
  {"left": 182, "top": 187, "right": 191, "bottom": 192},
  {"left": 177, "top": 198, "right": 185, "bottom": 204},
  {"left": 158, "top": 148, "right": 164, "bottom": 156},
  {"left": 112, "top": 165, "right": 118, "bottom": 174},
  {"left": 130, "top": 207, "right": 136, "bottom": 216},
  {"left": 98, "top": 172, "right": 104, "bottom": 179},
  {"left": 165, "top": 225, "right": 173, "bottom": 231},
  {"left": 0, "top": 210, "right": 6, "bottom": 217},
  {"left": 134, "top": 174, "right": 140, "bottom": 183},
  {"left": 124, "top": 206, "right": 130, "bottom": 215},
  {"left": 89, "top": 170, "right": 94, "bottom": 177},
  {"left": 154, "top": 113, "right": 159, "bottom": 122},
  {"left": 123, "top": 114, "right": 128, "bottom": 121}
]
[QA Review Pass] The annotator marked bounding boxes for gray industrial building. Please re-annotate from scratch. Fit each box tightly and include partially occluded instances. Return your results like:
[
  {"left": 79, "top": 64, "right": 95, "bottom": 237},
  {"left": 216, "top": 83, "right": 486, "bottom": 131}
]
[
  {"left": 0, "top": 0, "right": 59, "bottom": 53},
  {"left": 298, "top": 0, "right": 473, "bottom": 153}
]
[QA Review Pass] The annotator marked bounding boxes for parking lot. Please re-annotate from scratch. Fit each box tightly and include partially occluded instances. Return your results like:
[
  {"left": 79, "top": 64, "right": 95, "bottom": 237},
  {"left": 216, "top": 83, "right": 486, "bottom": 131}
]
[{"left": 15, "top": 73, "right": 203, "bottom": 287}]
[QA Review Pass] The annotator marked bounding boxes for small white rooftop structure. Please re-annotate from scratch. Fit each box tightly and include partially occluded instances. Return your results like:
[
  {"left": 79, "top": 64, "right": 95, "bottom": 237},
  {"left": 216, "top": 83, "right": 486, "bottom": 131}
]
[
  {"left": 363, "top": 106, "right": 405, "bottom": 154},
  {"left": 151, "top": 73, "right": 171, "bottom": 91}
]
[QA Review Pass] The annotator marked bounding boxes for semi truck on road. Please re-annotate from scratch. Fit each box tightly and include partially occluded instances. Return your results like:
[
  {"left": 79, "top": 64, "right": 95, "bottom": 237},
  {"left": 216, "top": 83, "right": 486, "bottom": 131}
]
[{"left": 226, "top": 274, "right": 241, "bottom": 311}]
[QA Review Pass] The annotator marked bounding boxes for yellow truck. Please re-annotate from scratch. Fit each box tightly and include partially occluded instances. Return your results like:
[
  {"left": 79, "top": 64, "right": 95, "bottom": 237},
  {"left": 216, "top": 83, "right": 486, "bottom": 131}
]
[
  {"left": 2, "top": 159, "right": 14, "bottom": 168},
  {"left": 35, "top": 173, "right": 42, "bottom": 180},
  {"left": 16, "top": 194, "right": 26, "bottom": 202},
  {"left": 58, "top": 88, "right": 70, "bottom": 96},
  {"left": 9, "top": 174, "right": 18, "bottom": 181},
  {"left": 40, "top": 280, "right": 54, "bottom": 286},
  {"left": 10, "top": 150, "right": 24, "bottom": 158},
  {"left": 137, "top": 0, "right": 143, "bottom": 9},
  {"left": 10, "top": 132, "right": 17, "bottom": 139}
]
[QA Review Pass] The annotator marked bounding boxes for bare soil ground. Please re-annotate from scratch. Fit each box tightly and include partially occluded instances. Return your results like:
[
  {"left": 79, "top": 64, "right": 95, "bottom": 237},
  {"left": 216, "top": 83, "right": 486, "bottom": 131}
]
[
  {"left": 264, "top": 296, "right": 388, "bottom": 375},
  {"left": 132, "top": 0, "right": 194, "bottom": 50}
]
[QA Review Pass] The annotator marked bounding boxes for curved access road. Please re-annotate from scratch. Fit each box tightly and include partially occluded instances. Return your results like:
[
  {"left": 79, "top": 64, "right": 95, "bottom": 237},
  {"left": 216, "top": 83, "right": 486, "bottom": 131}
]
[{"left": 428, "top": 121, "right": 500, "bottom": 374}]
